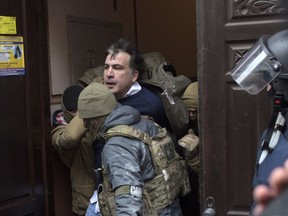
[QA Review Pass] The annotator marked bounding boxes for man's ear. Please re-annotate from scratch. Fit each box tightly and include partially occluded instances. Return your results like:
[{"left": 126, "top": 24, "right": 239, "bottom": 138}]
[{"left": 132, "top": 70, "right": 139, "bottom": 82}]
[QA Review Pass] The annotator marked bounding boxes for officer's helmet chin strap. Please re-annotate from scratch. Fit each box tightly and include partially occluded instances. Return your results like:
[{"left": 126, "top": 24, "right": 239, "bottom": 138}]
[{"left": 258, "top": 92, "right": 287, "bottom": 165}]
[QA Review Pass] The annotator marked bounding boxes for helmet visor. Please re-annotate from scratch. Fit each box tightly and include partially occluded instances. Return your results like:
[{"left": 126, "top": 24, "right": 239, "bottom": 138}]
[{"left": 231, "top": 36, "right": 280, "bottom": 95}]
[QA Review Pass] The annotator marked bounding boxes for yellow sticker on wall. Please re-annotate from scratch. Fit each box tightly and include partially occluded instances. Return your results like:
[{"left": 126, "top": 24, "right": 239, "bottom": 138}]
[
  {"left": 0, "top": 16, "right": 17, "bottom": 34},
  {"left": 0, "top": 36, "right": 25, "bottom": 76}
]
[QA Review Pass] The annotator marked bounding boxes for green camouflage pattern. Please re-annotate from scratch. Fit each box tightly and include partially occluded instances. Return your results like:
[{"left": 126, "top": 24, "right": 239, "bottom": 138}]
[{"left": 98, "top": 124, "right": 191, "bottom": 215}]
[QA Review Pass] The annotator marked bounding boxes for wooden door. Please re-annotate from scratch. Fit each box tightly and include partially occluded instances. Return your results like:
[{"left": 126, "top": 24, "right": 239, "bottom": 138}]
[
  {"left": 197, "top": 0, "right": 288, "bottom": 215},
  {"left": 0, "top": 0, "right": 51, "bottom": 216}
]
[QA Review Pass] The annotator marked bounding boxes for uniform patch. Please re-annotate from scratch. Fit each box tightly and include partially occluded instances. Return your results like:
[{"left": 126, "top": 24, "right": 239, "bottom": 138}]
[{"left": 130, "top": 186, "right": 142, "bottom": 198}]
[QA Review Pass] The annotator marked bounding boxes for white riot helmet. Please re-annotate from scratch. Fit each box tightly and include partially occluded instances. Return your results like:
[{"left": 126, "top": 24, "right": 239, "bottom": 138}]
[{"left": 230, "top": 29, "right": 288, "bottom": 95}]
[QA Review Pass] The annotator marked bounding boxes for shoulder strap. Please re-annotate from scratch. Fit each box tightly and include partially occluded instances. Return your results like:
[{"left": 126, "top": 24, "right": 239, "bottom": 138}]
[
  {"left": 256, "top": 93, "right": 287, "bottom": 172},
  {"left": 261, "top": 93, "right": 286, "bottom": 153},
  {"left": 102, "top": 125, "right": 152, "bottom": 145}
]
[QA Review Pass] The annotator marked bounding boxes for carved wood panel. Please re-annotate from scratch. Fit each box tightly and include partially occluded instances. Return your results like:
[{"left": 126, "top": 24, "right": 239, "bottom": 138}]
[{"left": 233, "top": 0, "right": 287, "bottom": 16}]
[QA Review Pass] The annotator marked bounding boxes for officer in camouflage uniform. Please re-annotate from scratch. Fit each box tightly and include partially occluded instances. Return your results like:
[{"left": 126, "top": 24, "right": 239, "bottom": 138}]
[
  {"left": 78, "top": 82, "right": 184, "bottom": 216},
  {"left": 178, "top": 81, "right": 200, "bottom": 216},
  {"left": 51, "top": 85, "right": 96, "bottom": 216}
]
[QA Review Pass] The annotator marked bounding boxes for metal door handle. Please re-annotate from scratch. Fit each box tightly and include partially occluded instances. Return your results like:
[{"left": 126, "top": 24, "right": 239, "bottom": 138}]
[{"left": 202, "top": 197, "right": 216, "bottom": 216}]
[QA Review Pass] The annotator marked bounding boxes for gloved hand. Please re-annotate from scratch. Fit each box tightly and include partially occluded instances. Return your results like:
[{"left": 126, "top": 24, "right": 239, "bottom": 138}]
[
  {"left": 178, "top": 129, "right": 200, "bottom": 175},
  {"left": 178, "top": 129, "right": 199, "bottom": 151}
]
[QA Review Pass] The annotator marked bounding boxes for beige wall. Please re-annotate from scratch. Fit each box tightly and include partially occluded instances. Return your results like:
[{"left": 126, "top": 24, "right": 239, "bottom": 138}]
[
  {"left": 48, "top": 0, "right": 136, "bottom": 96},
  {"left": 136, "top": 1, "right": 197, "bottom": 79}
]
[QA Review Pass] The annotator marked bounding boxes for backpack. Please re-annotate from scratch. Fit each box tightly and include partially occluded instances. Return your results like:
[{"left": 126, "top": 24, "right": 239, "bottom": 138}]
[
  {"left": 77, "top": 65, "right": 104, "bottom": 87},
  {"left": 97, "top": 124, "right": 191, "bottom": 216},
  {"left": 139, "top": 52, "right": 191, "bottom": 139}
]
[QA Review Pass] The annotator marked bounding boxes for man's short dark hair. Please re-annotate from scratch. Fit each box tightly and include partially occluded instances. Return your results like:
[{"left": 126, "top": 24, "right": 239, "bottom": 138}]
[{"left": 106, "top": 38, "right": 146, "bottom": 75}]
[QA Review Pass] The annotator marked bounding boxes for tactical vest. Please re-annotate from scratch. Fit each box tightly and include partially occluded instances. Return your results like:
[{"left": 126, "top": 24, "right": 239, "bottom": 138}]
[{"left": 98, "top": 125, "right": 191, "bottom": 216}]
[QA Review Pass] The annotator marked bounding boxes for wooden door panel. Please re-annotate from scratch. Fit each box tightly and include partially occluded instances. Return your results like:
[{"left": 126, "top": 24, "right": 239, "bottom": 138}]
[
  {"left": 197, "top": 0, "right": 287, "bottom": 215},
  {"left": 0, "top": 0, "right": 51, "bottom": 215},
  {"left": 0, "top": 78, "right": 38, "bottom": 215},
  {"left": 225, "top": 86, "right": 271, "bottom": 213}
]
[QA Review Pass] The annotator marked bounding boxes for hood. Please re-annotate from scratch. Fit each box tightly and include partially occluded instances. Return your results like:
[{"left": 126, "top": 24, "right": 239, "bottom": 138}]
[{"left": 99, "top": 103, "right": 141, "bottom": 134}]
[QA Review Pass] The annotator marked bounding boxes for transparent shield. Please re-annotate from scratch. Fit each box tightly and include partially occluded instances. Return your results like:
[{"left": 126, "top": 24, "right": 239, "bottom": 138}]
[{"left": 231, "top": 37, "right": 280, "bottom": 95}]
